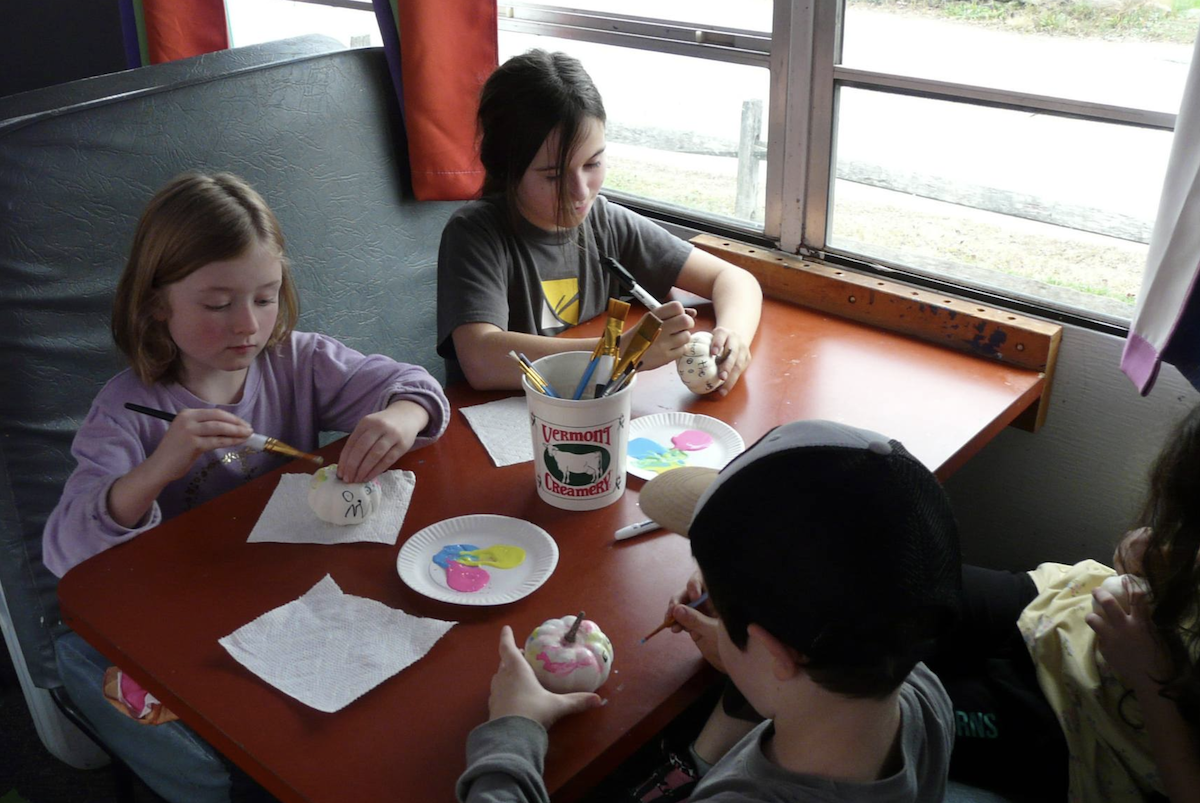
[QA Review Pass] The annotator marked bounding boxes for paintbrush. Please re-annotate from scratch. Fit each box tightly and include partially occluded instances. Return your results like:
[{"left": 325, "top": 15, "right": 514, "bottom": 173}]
[
  {"left": 599, "top": 360, "right": 642, "bottom": 398},
  {"left": 600, "top": 314, "right": 662, "bottom": 396},
  {"left": 640, "top": 592, "right": 710, "bottom": 644},
  {"left": 572, "top": 297, "right": 630, "bottom": 400},
  {"left": 123, "top": 402, "right": 324, "bottom": 465},
  {"left": 509, "top": 351, "right": 560, "bottom": 398}
]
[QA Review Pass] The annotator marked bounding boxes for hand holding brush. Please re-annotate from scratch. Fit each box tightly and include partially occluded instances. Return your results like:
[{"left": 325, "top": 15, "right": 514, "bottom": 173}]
[{"left": 640, "top": 592, "right": 710, "bottom": 644}]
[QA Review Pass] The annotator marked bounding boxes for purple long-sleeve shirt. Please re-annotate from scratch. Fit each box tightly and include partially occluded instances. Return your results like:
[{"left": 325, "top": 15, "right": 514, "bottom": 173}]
[{"left": 43, "top": 331, "right": 450, "bottom": 577}]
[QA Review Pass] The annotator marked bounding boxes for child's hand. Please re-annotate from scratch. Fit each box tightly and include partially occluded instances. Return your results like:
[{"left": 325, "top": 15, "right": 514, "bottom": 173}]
[
  {"left": 709, "top": 326, "right": 752, "bottom": 397},
  {"left": 671, "top": 602, "right": 726, "bottom": 674},
  {"left": 338, "top": 400, "right": 430, "bottom": 483},
  {"left": 1087, "top": 579, "right": 1173, "bottom": 691},
  {"left": 668, "top": 570, "right": 710, "bottom": 632},
  {"left": 486, "top": 626, "right": 603, "bottom": 730},
  {"left": 1113, "top": 527, "right": 1152, "bottom": 576},
  {"left": 636, "top": 301, "right": 695, "bottom": 371},
  {"left": 148, "top": 409, "right": 253, "bottom": 482}
]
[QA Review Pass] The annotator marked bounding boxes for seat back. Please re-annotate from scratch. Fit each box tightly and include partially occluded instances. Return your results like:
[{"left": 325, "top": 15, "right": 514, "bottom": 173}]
[{"left": 0, "top": 34, "right": 461, "bottom": 692}]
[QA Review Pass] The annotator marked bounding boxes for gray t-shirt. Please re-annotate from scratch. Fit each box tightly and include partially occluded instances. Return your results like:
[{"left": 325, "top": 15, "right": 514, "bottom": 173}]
[
  {"left": 436, "top": 194, "right": 692, "bottom": 362},
  {"left": 455, "top": 663, "right": 954, "bottom": 803}
]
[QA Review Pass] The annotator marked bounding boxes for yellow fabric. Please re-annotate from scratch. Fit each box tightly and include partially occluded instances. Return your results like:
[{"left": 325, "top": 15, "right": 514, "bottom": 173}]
[{"left": 1019, "top": 560, "right": 1164, "bottom": 802}]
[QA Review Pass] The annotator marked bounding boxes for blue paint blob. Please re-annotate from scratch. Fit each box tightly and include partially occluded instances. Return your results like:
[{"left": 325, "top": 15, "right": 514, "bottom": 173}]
[
  {"left": 432, "top": 543, "right": 480, "bottom": 569},
  {"left": 628, "top": 438, "right": 668, "bottom": 461}
]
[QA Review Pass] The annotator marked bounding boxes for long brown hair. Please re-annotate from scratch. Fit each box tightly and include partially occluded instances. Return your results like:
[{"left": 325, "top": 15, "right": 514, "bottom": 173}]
[
  {"left": 112, "top": 172, "right": 299, "bottom": 384},
  {"left": 1138, "top": 402, "right": 1200, "bottom": 725},
  {"left": 477, "top": 50, "right": 606, "bottom": 229}
]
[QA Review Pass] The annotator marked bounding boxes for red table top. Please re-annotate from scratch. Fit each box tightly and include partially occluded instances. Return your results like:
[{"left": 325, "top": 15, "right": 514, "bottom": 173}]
[{"left": 57, "top": 297, "right": 1044, "bottom": 802}]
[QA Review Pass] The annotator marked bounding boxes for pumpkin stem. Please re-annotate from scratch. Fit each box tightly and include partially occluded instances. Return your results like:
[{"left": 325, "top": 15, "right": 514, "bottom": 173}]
[{"left": 564, "top": 611, "right": 585, "bottom": 643}]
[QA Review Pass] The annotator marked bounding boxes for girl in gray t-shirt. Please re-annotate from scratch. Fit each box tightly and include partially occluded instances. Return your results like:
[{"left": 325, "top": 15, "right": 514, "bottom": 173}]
[{"left": 436, "top": 49, "right": 762, "bottom": 393}]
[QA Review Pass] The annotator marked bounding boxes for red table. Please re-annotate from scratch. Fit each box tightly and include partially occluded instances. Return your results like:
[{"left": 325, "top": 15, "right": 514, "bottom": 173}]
[{"left": 57, "top": 297, "right": 1045, "bottom": 802}]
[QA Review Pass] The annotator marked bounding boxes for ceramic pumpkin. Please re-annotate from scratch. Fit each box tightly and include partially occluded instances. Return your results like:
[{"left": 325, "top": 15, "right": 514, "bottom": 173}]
[
  {"left": 676, "top": 331, "right": 725, "bottom": 395},
  {"left": 307, "top": 464, "right": 382, "bottom": 526},
  {"left": 523, "top": 612, "right": 613, "bottom": 693},
  {"left": 1092, "top": 573, "right": 1149, "bottom": 616}
]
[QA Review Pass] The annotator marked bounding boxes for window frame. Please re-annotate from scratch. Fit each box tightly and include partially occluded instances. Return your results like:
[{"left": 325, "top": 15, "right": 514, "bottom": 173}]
[
  {"left": 499, "top": 1, "right": 1177, "bottom": 331},
  {"left": 290, "top": 0, "right": 1172, "bottom": 331}
]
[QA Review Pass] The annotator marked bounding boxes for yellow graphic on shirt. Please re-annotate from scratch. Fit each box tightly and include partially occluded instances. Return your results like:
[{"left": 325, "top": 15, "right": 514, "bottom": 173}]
[{"left": 540, "top": 278, "right": 581, "bottom": 329}]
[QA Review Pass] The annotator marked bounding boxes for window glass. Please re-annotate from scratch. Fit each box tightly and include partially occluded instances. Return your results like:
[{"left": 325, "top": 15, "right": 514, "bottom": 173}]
[
  {"left": 227, "top": 0, "right": 381, "bottom": 48},
  {"left": 841, "top": 1, "right": 1195, "bottom": 114},
  {"left": 499, "top": 32, "right": 770, "bottom": 226},
  {"left": 827, "top": 87, "right": 1168, "bottom": 319},
  {"left": 503, "top": 1, "right": 772, "bottom": 34}
]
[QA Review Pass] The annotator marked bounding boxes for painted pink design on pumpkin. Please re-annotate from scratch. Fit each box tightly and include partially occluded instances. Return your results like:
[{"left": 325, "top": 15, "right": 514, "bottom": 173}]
[{"left": 535, "top": 650, "right": 600, "bottom": 675}]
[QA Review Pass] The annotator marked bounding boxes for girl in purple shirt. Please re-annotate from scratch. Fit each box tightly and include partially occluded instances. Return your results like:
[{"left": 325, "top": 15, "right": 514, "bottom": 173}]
[{"left": 43, "top": 171, "right": 449, "bottom": 802}]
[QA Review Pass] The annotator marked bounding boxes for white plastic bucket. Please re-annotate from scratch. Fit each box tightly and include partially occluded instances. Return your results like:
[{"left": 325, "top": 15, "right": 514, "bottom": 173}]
[{"left": 523, "top": 351, "right": 635, "bottom": 511}]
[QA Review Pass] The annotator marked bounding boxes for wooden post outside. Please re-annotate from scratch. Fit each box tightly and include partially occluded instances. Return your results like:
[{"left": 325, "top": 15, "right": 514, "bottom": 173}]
[{"left": 735, "top": 99, "right": 763, "bottom": 221}]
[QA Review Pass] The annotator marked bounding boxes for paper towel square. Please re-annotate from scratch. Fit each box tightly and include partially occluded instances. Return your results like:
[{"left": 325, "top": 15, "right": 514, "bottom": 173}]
[
  {"left": 460, "top": 397, "right": 533, "bottom": 467},
  {"left": 247, "top": 469, "right": 415, "bottom": 545},
  {"left": 219, "top": 575, "right": 455, "bottom": 712}
]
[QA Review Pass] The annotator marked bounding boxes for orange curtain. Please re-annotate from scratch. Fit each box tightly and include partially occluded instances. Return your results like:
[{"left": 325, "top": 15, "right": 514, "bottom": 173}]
[
  {"left": 381, "top": 0, "right": 496, "bottom": 201},
  {"left": 121, "top": 0, "right": 228, "bottom": 67},
  {"left": 144, "top": 0, "right": 228, "bottom": 64}
]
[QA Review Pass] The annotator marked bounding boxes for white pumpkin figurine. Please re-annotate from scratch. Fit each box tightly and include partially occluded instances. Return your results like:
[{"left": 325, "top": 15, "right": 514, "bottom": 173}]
[
  {"left": 1092, "top": 573, "right": 1149, "bottom": 616},
  {"left": 307, "top": 464, "right": 382, "bottom": 526},
  {"left": 676, "top": 331, "right": 725, "bottom": 395},
  {"left": 523, "top": 611, "right": 614, "bottom": 693}
]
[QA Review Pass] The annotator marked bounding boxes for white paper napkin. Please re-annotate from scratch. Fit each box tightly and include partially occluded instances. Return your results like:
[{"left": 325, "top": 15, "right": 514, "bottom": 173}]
[
  {"left": 218, "top": 574, "right": 456, "bottom": 713},
  {"left": 460, "top": 397, "right": 533, "bottom": 467},
  {"left": 247, "top": 469, "right": 415, "bottom": 545}
]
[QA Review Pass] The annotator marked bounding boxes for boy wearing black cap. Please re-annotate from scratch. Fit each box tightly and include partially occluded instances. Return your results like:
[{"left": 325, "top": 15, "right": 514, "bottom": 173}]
[{"left": 456, "top": 420, "right": 961, "bottom": 802}]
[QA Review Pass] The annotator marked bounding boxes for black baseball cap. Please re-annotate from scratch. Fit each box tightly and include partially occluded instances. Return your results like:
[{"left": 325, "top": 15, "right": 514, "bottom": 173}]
[{"left": 639, "top": 419, "right": 961, "bottom": 663}]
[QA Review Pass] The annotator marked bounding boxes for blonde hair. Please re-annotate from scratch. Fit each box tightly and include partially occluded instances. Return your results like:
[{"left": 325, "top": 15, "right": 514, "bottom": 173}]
[{"left": 112, "top": 172, "right": 299, "bottom": 384}]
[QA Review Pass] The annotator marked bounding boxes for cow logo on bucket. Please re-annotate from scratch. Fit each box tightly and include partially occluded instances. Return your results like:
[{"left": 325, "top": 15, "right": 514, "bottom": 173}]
[{"left": 545, "top": 443, "right": 611, "bottom": 487}]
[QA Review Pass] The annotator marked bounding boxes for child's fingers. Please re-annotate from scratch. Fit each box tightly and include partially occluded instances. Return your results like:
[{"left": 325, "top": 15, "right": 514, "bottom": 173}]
[
  {"left": 177, "top": 408, "right": 253, "bottom": 433},
  {"left": 342, "top": 436, "right": 400, "bottom": 483},
  {"left": 173, "top": 408, "right": 251, "bottom": 432},
  {"left": 710, "top": 328, "right": 730, "bottom": 357},
  {"left": 1090, "top": 588, "right": 1127, "bottom": 626},
  {"left": 498, "top": 625, "right": 521, "bottom": 663},
  {"left": 652, "top": 300, "right": 684, "bottom": 318},
  {"left": 559, "top": 692, "right": 603, "bottom": 716},
  {"left": 339, "top": 430, "right": 388, "bottom": 482},
  {"left": 672, "top": 602, "right": 712, "bottom": 634}
]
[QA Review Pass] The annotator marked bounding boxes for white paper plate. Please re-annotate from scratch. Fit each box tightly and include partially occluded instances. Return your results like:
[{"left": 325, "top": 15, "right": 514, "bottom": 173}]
[
  {"left": 397, "top": 515, "right": 559, "bottom": 606},
  {"left": 626, "top": 413, "right": 745, "bottom": 481}
]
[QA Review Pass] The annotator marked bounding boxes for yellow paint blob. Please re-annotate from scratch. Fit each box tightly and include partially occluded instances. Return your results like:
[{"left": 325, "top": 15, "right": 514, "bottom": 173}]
[{"left": 456, "top": 545, "right": 526, "bottom": 569}]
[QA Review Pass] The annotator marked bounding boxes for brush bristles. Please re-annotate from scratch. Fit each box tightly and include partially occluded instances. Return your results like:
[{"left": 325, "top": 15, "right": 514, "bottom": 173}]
[
  {"left": 607, "top": 298, "right": 631, "bottom": 320},
  {"left": 632, "top": 314, "right": 662, "bottom": 344}
]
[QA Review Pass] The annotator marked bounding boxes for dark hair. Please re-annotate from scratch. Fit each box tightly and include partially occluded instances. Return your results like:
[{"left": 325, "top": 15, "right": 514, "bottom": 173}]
[
  {"left": 691, "top": 439, "right": 960, "bottom": 699},
  {"left": 112, "top": 171, "right": 299, "bottom": 385},
  {"left": 1137, "top": 402, "right": 1200, "bottom": 726},
  {"left": 477, "top": 50, "right": 605, "bottom": 227}
]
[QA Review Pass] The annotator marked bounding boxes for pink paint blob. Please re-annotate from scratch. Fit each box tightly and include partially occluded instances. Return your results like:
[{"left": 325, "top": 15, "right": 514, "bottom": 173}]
[
  {"left": 671, "top": 429, "right": 714, "bottom": 451},
  {"left": 445, "top": 560, "right": 490, "bottom": 592},
  {"left": 535, "top": 650, "right": 599, "bottom": 675}
]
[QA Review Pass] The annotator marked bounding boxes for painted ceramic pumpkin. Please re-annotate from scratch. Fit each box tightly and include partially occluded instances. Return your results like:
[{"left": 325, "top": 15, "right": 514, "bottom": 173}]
[
  {"left": 676, "top": 331, "right": 725, "bottom": 395},
  {"left": 307, "top": 464, "right": 382, "bottom": 526},
  {"left": 523, "top": 612, "right": 613, "bottom": 693},
  {"left": 1092, "top": 573, "right": 1149, "bottom": 615}
]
